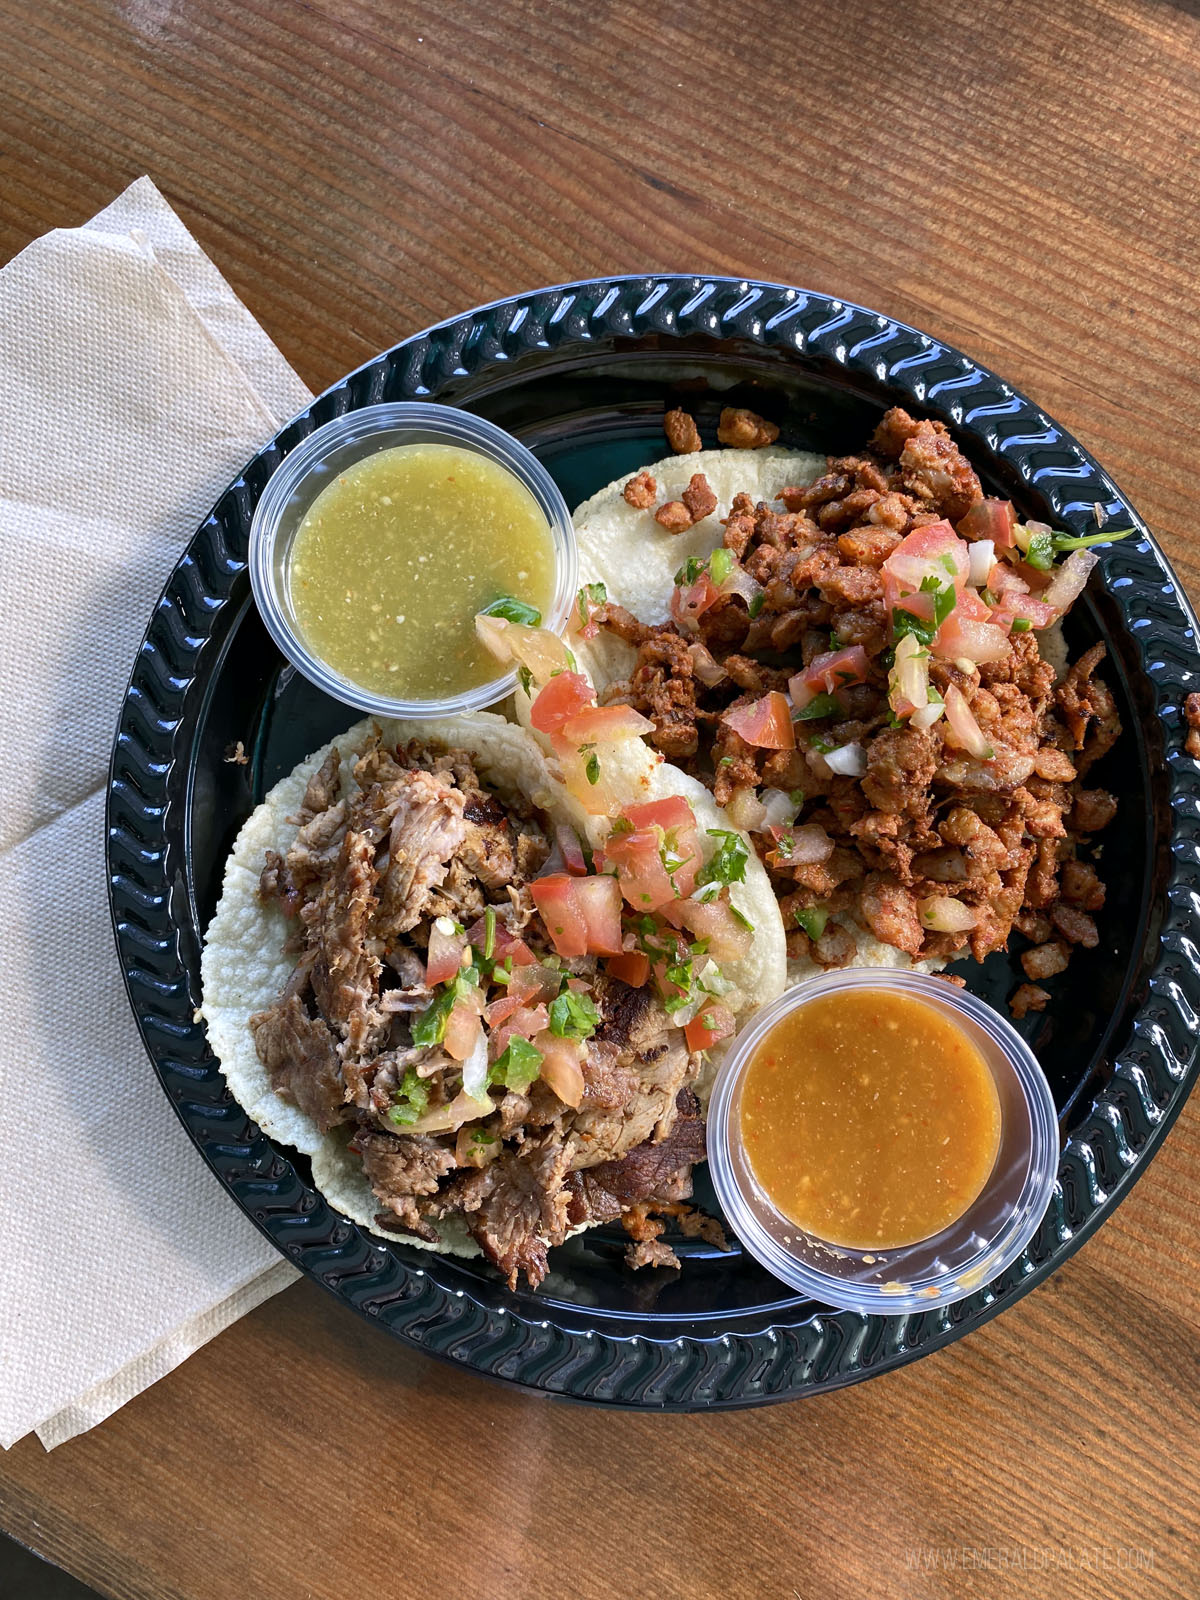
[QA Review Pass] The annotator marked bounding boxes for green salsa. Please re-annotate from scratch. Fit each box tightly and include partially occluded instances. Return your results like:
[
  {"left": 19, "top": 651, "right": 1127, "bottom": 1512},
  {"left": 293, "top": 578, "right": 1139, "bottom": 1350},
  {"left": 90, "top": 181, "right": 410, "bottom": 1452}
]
[{"left": 288, "top": 442, "right": 556, "bottom": 699}]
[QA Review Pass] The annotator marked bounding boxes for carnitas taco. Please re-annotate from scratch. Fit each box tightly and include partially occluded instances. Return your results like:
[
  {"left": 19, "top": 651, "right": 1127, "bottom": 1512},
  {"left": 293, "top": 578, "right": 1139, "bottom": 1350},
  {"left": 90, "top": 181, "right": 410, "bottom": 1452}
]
[
  {"left": 201, "top": 704, "right": 783, "bottom": 1289},
  {"left": 567, "top": 405, "right": 1124, "bottom": 1013}
]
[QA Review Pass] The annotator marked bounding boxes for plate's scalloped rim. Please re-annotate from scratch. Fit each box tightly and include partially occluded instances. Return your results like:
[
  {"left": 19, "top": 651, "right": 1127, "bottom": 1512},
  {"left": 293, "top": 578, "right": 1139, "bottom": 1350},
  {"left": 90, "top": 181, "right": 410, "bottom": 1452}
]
[{"left": 107, "top": 275, "right": 1200, "bottom": 1409}]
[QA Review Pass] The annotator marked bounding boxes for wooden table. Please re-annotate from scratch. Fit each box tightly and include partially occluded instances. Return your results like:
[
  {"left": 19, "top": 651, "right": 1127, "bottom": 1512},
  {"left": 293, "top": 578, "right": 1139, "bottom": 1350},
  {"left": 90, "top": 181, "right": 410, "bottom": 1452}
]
[{"left": 2, "top": 2, "right": 1198, "bottom": 1595}]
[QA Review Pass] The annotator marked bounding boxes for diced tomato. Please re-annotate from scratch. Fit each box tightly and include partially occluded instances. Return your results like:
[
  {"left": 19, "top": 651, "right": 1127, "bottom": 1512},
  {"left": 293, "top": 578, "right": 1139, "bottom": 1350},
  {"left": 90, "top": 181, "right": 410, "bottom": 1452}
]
[
  {"left": 617, "top": 797, "right": 702, "bottom": 898},
  {"left": 559, "top": 704, "right": 654, "bottom": 744},
  {"left": 530, "top": 874, "right": 590, "bottom": 957},
  {"left": 605, "top": 950, "right": 651, "bottom": 988},
  {"left": 684, "top": 1000, "right": 738, "bottom": 1053},
  {"left": 425, "top": 921, "right": 467, "bottom": 986},
  {"left": 932, "top": 613, "right": 1011, "bottom": 663},
  {"left": 987, "top": 562, "right": 1030, "bottom": 599},
  {"left": 465, "top": 914, "right": 536, "bottom": 968},
  {"left": 670, "top": 571, "right": 722, "bottom": 627},
  {"left": 555, "top": 824, "right": 588, "bottom": 876},
  {"left": 571, "top": 873, "right": 624, "bottom": 956},
  {"left": 484, "top": 991, "right": 525, "bottom": 1028},
  {"left": 660, "top": 897, "right": 754, "bottom": 963},
  {"left": 796, "top": 645, "right": 871, "bottom": 697},
  {"left": 489, "top": 1005, "right": 550, "bottom": 1058},
  {"left": 444, "top": 1002, "right": 483, "bottom": 1062},
  {"left": 957, "top": 498, "right": 1017, "bottom": 549},
  {"left": 530, "top": 872, "right": 623, "bottom": 956},
  {"left": 722, "top": 691, "right": 795, "bottom": 750},
  {"left": 606, "top": 827, "right": 677, "bottom": 913},
  {"left": 529, "top": 671, "right": 595, "bottom": 736},
  {"left": 882, "top": 521, "right": 969, "bottom": 617},
  {"left": 991, "top": 592, "right": 1059, "bottom": 630},
  {"left": 953, "top": 587, "right": 992, "bottom": 623},
  {"left": 534, "top": 1032, "right": 586, "bottom": 1107}
]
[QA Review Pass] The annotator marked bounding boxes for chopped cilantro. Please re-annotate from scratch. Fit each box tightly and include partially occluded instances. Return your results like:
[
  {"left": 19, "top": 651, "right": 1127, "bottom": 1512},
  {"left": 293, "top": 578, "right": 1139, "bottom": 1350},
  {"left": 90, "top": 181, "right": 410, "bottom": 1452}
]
[
  {"left": 411, "top": 988, "right": 455, "bottom": 1048},
  {"left": 748, "top": 593, "right": 765, "bottom": 619},
  {"left": 610, "top": 815, "right": 634, "bottom": 834},
  {"left": 891, "top": 608, "right": 937, "bottom": 649},
  {"left": 774, "top": 832, "right": 794, "bottom": 859},
  {"left": 1024, "top": 529, "right": 1055, "bottom": 570},
  {"left": 718, "top": 755, "right": 735, "bottom": 767},
  {"left": 793, "top": 690, "right": 842, "bottom": 722},
  {"left": 709, "top": 547, "right": 734, "bottom": 586},
  {"left": 697, "top": 828, "right": 749, "bottom": 889},
  {"left": 827, "top": 629, "right": 841, "bottom": 650},
  {"left": 919, "top": 573, "right": 957, "bottom": 628},
  {"left": 793, "top": 906, "right": 828, "bottom": 941},
  {"left": 480, "top": 595, "right": 541, "bottom": 625},
  {"left": 809, "top": 735, "right": 834, "bottom": 754},
  {"left": 549, "top": 989, "right": 599, "bottom": 1040},
  {"left": 1051, "top": 526, "right": 1135, "bottom": 552},
  {"left": 585, "top": 752, "right": 601, "bottom": 785},
  {"left": 482, "top": 906, "right": 496, "bottom": 961},
  {"left": 663, "top": 957, "right": 696, "bottom": 1012},
  {"left": 789, "top": 788, "right": 806, "bottom": 806},
  {"left": 1010, "top": 617, "right": 1032, "bottom": 633},
  {"left": 517, "top": 664, "right": 533, "bottom": 696},
  {"left": 674, "top": 555, "right": 708, "bottom": 587},
  {"left": 730, "top": 905, "right": 754, "bottom": 932},
  {"left": 387, "top": 1067, "right": 429, "bottom": 1126},
  {"left": 577, "top": 581, "right": 607, "bottom": 626},
  {"left": 488, "top": 1036, "right": 543, "bottom": 1092}
]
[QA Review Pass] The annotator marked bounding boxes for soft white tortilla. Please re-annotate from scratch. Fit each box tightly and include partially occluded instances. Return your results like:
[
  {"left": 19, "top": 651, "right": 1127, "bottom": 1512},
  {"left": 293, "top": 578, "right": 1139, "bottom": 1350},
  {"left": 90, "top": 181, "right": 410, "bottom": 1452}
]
[
  {"left": 571, "top": 445, "right": 823, "bottom": 693},
  {"left": 201, "top": 708, "right": 787, "bottom": 1250},
  {"left": 568, "top": 445, "right": 950, "bottom": 989}
]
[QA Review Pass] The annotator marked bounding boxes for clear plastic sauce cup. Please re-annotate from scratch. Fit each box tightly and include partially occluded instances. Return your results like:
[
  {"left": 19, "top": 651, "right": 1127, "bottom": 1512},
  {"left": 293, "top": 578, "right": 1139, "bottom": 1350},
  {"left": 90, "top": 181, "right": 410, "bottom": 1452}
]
[
  {"left": 706, "top": 968, "right": 1060, "bottom": 1314},
  {"left": 248, "top": 402, "right": 578, "bottom": 718}
]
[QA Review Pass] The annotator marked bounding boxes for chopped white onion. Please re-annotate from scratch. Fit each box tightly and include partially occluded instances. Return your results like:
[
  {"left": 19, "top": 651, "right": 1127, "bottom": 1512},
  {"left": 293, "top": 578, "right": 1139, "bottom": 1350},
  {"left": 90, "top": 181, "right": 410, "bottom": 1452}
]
[
  {"left": 722, "top": 567, "right": 765, "bottom": 608},
  {"left": 824, "top": 742, "right": 867, "bottom": 778},
  {"left": 943, "top": 685, "right": 994, "bottom": 760},
  {"left": 967, "top": 539, "right": 995, "bottom": 587},
  {"left": 786, "top": 824, "right": 835, "bottom": 864},
  {"left": 918, "top": 895, "right": 978, "bottom": 933},
  {"left": 889, "top": 631, "right": 929, "bottom": 715},
  {"left": 726, "top": 786, "right": 768, "bottom": 832},
  {"left": 910, "top": 699, "right": 946, "bottom": 730},
  {"left": 688, "top": 641, "right": 728, "bottom": 687},
  {"left": 1042, "top": 549, "right": 1098, "bottom": 612},
  {"left": 696, "top": 959, "right": 734, "bottom": 997},
  {"left": 760, "top": 787, "right": 801, "bottom": 829},
  {"left": 460, "top": 1031, "right": 490, "bottom": 1101}
]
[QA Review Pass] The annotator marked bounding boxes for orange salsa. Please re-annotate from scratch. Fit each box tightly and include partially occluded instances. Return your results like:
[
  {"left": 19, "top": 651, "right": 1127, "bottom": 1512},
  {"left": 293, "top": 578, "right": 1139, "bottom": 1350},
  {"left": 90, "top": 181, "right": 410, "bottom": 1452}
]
[{"left": 740, "top": 989, "right": 1001, "bottom": 1249}]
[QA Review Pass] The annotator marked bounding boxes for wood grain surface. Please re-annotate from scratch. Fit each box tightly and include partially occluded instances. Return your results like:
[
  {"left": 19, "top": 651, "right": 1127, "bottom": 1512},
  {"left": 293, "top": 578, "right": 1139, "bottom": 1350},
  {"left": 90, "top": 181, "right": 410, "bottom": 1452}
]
[{"left": 2, "top": 1, "right": 1198, "bottom": 1596}]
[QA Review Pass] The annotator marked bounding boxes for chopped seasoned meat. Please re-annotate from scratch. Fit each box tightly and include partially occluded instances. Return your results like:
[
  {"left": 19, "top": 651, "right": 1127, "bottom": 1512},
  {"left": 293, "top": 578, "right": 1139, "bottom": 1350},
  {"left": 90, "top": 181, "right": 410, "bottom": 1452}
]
[
  {"left": 717, "top": 406, "right": 779, "bottom": 448},
  {"left": 1010, "top": 983, "right": 1051, "bottom": 1019},
  {"left": 625, "top": 1236, "right": 681, "bottom": 1271},
  {"left": 566, "top": 1089, "right": 707, "bottom": 1225},
  {"left": 375, "top": 769, "right": 467, "bottom": 939},
  {"left": 1071, "top": 789, "right": 1118, "bottom": 832},
  {"left": 259, "top": 849, "right": 301, "bottom": 916},
  {"left": 860, "top": 872, "right": 924, "bottom": 957},
  {"left": 296, "top": 746, "right": 342, "bottom": 823},
  {"left": 897, "top": 419, "right": 982, "bottom": 523},
  {"left": 655, "top": 500, "right": 693, "bottom": 533},
  {"left": 604, "top": 628, "right": 700, "bottom": 760},
  {"left": 664, "top": 408, "right": 702, "bottom": 454},
  {"left": 1020, "top": 940, "right": 1071, "bottom": 981},
  {"left": 623, "top": 469, "right": 657, "bottom": 509},
  {"left": 249, "top": 993, "right": 347, "bottom": 1133},
  {"left": 1050, "top": 903, "right": 1099, "bottom": 948},
  {"left": 1055, "top": 643, "right": 1109, "bottom": 748},
  {"left": 458, "top": 787, "right": 518, "bottom": 890},
  {"left": 682, "top": 472, "right": 718, "bottom": 523},
  {"left": 861, "top": 727, "right": 938, "bottom": 817},
  {"left": 1060, "top": 859, "right": 1105, "bottom": 910},
  {"left": 304, "top": 828, "right": 383, "bottom": 1056},
  {"left": 355, "top": 1127, "right": 458, "bottom": 1239},
  {"left": 453, "top": 1132, "right": 576, "bottom": 1290},
  {"left": 283, "top": 799, "right": 349, "bottom": 898},
  {"left": 1186, "top": 693, "right": 1200, "bottom": 759}
]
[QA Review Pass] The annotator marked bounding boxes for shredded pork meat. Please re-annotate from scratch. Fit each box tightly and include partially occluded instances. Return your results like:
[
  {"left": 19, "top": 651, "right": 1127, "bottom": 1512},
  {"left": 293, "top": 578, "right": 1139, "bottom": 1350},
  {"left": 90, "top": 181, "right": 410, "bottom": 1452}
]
[{"left": 251, "top": 735, "right": 713, "bottom": 1289}]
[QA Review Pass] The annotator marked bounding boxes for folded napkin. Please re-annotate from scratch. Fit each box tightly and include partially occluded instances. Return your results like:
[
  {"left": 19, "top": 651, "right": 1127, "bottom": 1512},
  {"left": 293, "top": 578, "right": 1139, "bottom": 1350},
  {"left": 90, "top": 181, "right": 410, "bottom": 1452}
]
[{"left": 0, "top": 179, "right": 314, "bottom": 1450}]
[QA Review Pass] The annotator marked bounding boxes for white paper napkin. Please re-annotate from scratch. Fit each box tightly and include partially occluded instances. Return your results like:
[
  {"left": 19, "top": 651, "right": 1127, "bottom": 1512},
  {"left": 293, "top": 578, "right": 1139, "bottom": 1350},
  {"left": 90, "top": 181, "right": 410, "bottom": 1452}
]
[{"left": 0, "top": 178, "right": 314, "bottom": 1450}]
